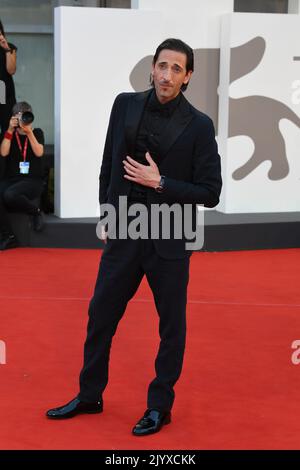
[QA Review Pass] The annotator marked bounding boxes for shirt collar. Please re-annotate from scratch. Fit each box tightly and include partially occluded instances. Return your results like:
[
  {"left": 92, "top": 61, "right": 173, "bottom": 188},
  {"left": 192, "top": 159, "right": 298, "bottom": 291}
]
[{"left": 147, "top": 89, "right": 181, "bottom": 116}]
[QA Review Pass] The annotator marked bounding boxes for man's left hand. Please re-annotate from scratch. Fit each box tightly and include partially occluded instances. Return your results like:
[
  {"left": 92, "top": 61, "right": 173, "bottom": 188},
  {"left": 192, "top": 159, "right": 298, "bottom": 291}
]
[{"left": 123, "top": 152, "right": 160, "bottom": 188}]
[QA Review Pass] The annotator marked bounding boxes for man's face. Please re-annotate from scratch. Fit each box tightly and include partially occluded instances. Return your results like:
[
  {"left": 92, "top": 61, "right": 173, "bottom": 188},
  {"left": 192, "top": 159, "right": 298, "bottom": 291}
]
[{"left": 152, "top": 49, "right": 192, "bottom": 104}]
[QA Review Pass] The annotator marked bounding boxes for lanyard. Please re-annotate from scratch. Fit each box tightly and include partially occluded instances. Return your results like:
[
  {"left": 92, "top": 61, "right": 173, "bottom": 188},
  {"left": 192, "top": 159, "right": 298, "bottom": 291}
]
[{"left": 15, "top": 132, "right": 28, "bottom": 162}]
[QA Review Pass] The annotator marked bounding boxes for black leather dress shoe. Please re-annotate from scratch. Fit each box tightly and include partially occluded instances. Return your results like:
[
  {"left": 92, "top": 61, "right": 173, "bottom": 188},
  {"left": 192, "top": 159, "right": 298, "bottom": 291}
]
[
  {"left": 46, "top": 397, "right": 103, "bottom": 419},
  {"left": 132, "top": 409, "right": 171, "bottom": 436}
]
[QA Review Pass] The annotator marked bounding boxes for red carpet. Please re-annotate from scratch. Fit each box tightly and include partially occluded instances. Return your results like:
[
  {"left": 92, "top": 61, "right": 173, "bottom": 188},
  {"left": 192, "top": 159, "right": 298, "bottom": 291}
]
[{"left": 1, "top": 247, "right": 300, "bottom": 450}]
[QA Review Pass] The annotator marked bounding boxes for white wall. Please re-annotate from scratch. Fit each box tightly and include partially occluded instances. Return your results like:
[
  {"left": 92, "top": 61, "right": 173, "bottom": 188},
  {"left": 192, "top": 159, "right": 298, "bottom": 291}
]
[
  {"left": 288, "top": 0, "right": 300, "bottom": 13},
  {"left": 55, "top": 7, "right": 162, "bottom": 217},
  {"left": 132, "top": 0, "right": 234, "bottom": 13}
]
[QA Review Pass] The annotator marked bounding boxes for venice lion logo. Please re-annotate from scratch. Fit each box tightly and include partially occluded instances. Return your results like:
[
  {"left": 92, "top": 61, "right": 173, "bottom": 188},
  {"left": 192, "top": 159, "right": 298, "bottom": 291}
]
[{"left": 130, "top": 37, "right": 300, "bottom": 181}]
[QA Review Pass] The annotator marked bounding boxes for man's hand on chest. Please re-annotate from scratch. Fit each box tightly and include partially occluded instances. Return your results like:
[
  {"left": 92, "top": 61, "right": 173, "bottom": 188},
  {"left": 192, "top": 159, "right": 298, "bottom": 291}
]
[{"left": 123, "top": 152, "right": 161, "bottom": 189}]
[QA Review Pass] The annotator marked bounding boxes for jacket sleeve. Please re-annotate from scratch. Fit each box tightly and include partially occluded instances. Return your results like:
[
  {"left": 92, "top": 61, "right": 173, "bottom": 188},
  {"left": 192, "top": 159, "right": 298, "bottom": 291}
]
[
  {"left": 162, "top": 118, "right": 222, "bottom": 208},
  {"left": 99, "top": 94, "right": 121, "bottom": 207}
]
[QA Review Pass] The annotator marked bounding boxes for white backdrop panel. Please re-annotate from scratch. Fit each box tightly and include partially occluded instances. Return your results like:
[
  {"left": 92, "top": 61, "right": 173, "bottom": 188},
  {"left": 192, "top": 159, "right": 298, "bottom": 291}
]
[{"left": 218, "top": 13, "right": 300, "bottom": 213}]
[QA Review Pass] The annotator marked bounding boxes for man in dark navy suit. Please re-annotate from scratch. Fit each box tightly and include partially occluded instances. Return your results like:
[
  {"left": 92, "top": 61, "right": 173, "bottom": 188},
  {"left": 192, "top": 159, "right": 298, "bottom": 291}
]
[{"left": 46, "top": 38, "right": 222, "bottom": 436}]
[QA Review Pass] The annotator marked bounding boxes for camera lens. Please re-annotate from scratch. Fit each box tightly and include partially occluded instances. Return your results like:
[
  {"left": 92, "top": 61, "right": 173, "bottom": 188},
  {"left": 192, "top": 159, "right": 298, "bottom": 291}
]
[{"left": 21, "top": 111, "right": 34, "bottom": 125}]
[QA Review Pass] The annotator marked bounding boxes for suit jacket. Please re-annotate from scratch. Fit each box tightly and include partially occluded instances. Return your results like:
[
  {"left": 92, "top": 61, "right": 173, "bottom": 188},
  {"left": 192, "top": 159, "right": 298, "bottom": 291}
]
[{"left": 99, "top": 89, "right": 222, "bottom": 259}]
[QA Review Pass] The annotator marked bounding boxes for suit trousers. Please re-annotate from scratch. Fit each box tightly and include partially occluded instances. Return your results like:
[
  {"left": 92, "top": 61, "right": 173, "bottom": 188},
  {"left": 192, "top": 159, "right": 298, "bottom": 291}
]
[
  {"left": 0, "top": 177, "right": 43, "bottom": 234},
  {"left": 78, "top": 228, "right": 190, "bottom": 412}
]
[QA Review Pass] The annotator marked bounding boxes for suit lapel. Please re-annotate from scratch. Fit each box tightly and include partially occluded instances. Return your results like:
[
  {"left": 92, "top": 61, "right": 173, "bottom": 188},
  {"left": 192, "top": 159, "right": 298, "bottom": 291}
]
[
  {"left": 158, "top": 94, "right": 193, "bottom": 164},
  {"left": 125, "top": 90, "right": 194, "bottom": 164},
  {"left": 125, "top": 89, "right": 152, "bottom": 155}
]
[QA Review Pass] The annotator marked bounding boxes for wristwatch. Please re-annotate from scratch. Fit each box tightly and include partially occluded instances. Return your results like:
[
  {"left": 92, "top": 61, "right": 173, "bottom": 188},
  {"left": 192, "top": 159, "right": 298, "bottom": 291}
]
[{"left": 155, "top": 175, "right": 165, "bottom": 193}]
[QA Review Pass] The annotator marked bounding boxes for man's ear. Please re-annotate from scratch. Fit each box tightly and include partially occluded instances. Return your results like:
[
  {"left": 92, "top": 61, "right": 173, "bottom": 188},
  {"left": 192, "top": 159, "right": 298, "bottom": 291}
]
[{"left": 184, "top": 70, "right": 193, "bottom": 85}]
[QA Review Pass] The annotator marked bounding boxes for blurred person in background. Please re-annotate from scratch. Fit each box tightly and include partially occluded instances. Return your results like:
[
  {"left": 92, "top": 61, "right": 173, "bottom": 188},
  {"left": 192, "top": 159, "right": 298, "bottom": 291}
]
[
  {"left": 0, "top": 19, "right": 17, "bottom": 141},
  {"left": 0, "top": 102, "right": 45, "bottom": 251}
]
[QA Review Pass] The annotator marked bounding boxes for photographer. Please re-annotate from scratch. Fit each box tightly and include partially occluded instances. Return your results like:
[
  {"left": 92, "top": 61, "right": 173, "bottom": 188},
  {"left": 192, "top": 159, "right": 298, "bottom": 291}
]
[
  {"left": 0, "top": 102, "right": 45, "bottom": 251},
  {"left": 0, "top": 19, "right": 17, "bottom": 140}
]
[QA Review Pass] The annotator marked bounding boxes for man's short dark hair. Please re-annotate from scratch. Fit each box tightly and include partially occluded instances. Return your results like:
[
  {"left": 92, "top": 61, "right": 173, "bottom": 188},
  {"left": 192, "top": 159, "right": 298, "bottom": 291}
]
[
  {"left": 12, "top": 101, "right": 32, "bottom": 116},
  {"left": 152, "top": 38, "right": 194, "bottom": 92}
]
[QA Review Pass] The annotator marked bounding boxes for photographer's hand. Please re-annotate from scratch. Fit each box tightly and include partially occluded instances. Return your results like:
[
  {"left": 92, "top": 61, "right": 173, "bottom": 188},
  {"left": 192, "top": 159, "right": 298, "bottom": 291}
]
[
  {"left": 0, "top": 117, "right": 17, "bottom": 157},
  {"left": 19, "top": 125, "right": 44, "bottom": 158},
  {"left": 0, "top": 33, "right": 16, "bottom": 75},
  {"left": 0, "top": 36, "right": 10, "bottom": 51},
  {"left": 8, "top": 116, "right": 18, "bottom": 133},
  {"left": 19, "top": 121, "right": 33, "bottom": 135}
]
